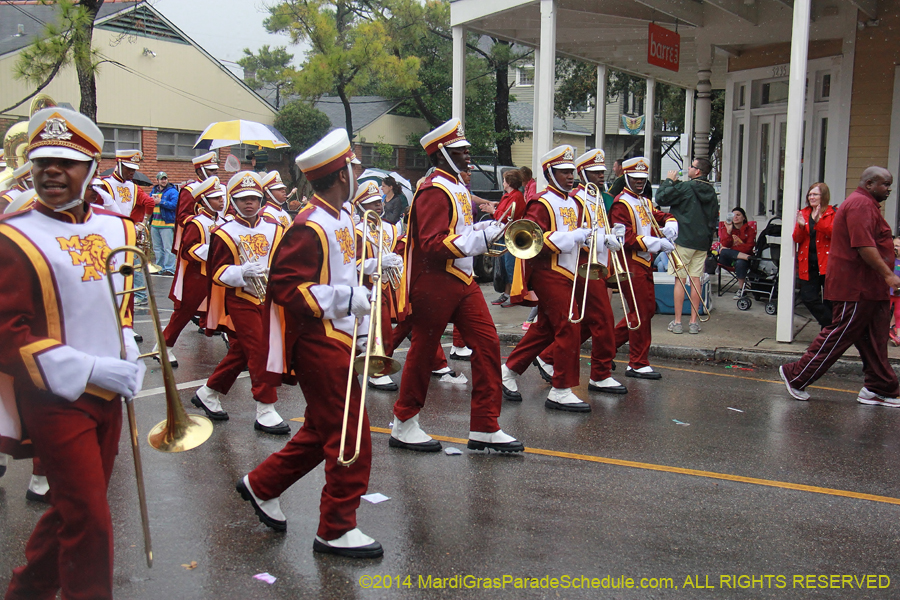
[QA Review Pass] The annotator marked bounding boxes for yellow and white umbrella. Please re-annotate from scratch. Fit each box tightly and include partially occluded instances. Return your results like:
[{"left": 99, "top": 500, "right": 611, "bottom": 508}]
[{"left": 194, "top": 120, "right": 290, "bottom": 150}]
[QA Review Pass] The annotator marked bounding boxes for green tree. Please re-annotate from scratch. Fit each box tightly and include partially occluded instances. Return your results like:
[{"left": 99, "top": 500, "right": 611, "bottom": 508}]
[
  {"left": 6, "top": 0, "right": 104, "bottom": 119},
  {"left": 265, "top": 0, "right": 421, "bottom": 135},
  {"left": 274, "top": 99, "right": 332, "bottom": 195},
  {"left": 237, "top": 45, "right": 296, "bottom": 109}
]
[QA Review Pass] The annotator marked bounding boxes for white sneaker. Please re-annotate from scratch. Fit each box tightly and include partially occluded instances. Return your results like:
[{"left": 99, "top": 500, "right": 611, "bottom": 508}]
[
  {"left": 26, "top": 474, "right": 50, "bottom": 502},
  {"left": 237, "top": 475, "right": 286, "bottom": 531},
  {"left": 857, "top": 387, "right": 900, "bottom": 408},
  {"left": 546, "top": 388, "right": 591, "bottom": 412},
  {"left": 314, "top": 528, "right": 383, "bottom": 558},
  {"left": 501, "top": 364, "right": 519, "bottom": 393},
  {"left": 779, "top": 366, "right": 810, "bottom": 401}
]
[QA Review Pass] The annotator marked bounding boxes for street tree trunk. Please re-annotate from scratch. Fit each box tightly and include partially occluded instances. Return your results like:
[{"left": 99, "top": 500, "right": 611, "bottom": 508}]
[
  {"left": 76, "top": 0, "right": 103, "bottom": 121},
  {"left": 494, "top": 57, "right": 513, "bottom": 166}
]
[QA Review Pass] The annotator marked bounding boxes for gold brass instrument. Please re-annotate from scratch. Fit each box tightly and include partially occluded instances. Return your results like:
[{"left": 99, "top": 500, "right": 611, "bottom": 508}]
[
  {"left": 339, "top": 210, "right": 401, "bottom": 467},
  {"left": 484, "top": 201, "right": 517, "bottom": 257},
  {"left": 0, "top": 94, "right": 56, "bottom": 192},
  {"left": 105, "top": 246, "right": 214, "bottom": 568},
  {"left": 504, "top": 218, "right": 544, "bottom": 259},
  {"left": 135, "top": 216, "right": 152, "bottom": 256},
  {"left": 568, "top": 184, "right": 608, "bottom": 323},
  {"left": 238, "top": 239, "right": 269, "bottom": 301},
  {"left": 639, "top": 195, "right": 711, "bottom": 323},
  {"left": 367, "top": 218, "right": 401, "bottom": 290},
  {"left": 585, "top": 183, "right": 640, "bottom": 330}
]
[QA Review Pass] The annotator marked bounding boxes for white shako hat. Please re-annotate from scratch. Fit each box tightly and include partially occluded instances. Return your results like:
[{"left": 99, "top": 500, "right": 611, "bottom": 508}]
[
  {"left": 420, "top": 118, "right": 470, "bottom": 156},
  {"left": 227, "top": 171, "right": 264, "bottom": 199},
  {"left": 353, "top": 180, "right": 382, "bottom": 206},
  {"left": 115, "top": 149, "right": 142, "bottom": 170},
  {"left": 576, "top": 149, "right": 606, "bottom": 172},
  {"left": 192, "top": 176, "right": 225, "bottom": 200},
  {"left": 295, "top": 129, "right": 360, "bottom": 181},
  {"left": 27, "top": 107, "right": 103, "bottom": 162},
  {"left": 261, "top": 170, "right": 286, "bottom": 191},
  {"left": 540, "top": 145, "right": 576, "bottom": 172},
  {"left": 192, "top": 151, "right": 218, "bottom": 171},
  {"left": 622, "top": 156, "right": 650, "bottom": 179}
]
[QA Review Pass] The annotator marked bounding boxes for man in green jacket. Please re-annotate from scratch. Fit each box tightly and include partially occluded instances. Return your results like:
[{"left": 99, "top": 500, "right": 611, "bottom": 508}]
[{"left": 655, "top": 157, "right": 719, "bottom": 334}]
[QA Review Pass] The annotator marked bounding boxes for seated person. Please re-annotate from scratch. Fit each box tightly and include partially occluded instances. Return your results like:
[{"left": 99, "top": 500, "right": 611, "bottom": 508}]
[{"left": 717, "top": 207, "right": 756, "bottom": 297}]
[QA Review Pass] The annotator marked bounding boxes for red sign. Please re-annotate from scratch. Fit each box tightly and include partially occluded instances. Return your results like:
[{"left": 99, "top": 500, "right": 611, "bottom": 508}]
[{"left": 648, "top": 23, "right": 680, "bottom": 72}]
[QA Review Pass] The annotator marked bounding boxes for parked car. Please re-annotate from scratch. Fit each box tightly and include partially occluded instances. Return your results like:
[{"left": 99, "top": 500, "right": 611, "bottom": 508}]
[{"left": 468, "top": 164, "right": 519, "bottom": 202}]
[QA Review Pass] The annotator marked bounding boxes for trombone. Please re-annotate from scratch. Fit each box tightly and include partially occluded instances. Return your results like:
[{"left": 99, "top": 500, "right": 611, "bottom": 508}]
[
  {"left": 339, "top": 210, "right": 401, "bottom": 467},
  {"left": 105, "top": 246, "right": 214, "bottom": 568},
  {"left": 484, "top": 201, "right": 518, "bottom": 257},
  {"left": 584, "top": 183, "right": 641, "bottom": 330},
  {"left": 367, "top": 218, "right": 401, "bottom": 289},
  {"left": 638, "top": 195, "right": 712, "bottom": 323},
  {"left": 238, "top": 239, "right": 268, "bottom": 301},
  {"left": 568, "top": 184, "right": 608, "bottom": 324}
]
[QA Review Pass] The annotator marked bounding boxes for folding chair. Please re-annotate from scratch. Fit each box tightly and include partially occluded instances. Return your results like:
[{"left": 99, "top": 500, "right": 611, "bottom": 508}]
[{"left": 713, "top": 220, "right": 757, "bottom": 297}]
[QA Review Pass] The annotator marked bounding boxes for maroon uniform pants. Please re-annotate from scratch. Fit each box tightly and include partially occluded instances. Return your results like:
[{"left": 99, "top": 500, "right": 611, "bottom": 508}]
[
  {"left": 5, "top": 395, "right": 122, "bottom": 600},
  {"left": 782, "top": 300, "right": 899, "bottom": 396},
  {"left": 163, "top": 269, "right": 208, "bottom": 348},
  {"left": 206, "top": 298, "right": 277, "bottom": 404},
  {"left": 541, "top": 277, "right": 616, "bottom": 381},
  {"left": 248, "top": 335, "right": 370, "bottom": 540},
  {"left": 390, "top": 313, "right": 448, "bottom": 371},
  {"left": 394, "top": 274, "right": 501, "bottom": 431},
  {"left": 613, "top": 266, "right": 656, "bottom": 369},
  {"left": 506, "top": 271, "right": 581, "bottom": 389}
]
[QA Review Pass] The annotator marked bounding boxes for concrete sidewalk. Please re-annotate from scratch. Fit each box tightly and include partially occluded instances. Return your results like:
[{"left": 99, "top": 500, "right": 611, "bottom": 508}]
[{"left": 470, "top": 279, "right": 900, "bottom": 376}]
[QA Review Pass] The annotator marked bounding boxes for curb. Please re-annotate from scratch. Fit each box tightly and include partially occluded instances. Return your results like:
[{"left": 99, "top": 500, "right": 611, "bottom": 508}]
[{"left": 493, "top": 331, "right": 900, "bottom": 378}]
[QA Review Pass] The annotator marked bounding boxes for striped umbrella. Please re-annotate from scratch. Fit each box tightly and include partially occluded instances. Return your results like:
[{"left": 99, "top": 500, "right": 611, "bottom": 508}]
[{"left": 194, "top": 120, "right": 290, "bottom": 150}]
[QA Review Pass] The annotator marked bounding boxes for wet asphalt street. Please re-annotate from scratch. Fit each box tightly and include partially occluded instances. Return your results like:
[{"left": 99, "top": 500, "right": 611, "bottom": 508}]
[{"left": 2, "top": 281, "right": 900, "bottom": 599}]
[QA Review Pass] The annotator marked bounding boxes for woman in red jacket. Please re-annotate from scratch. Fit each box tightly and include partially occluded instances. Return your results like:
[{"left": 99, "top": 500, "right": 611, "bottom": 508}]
[
  {"left": 793, "top": 182, "right": 835, "bottom": 328},
  {"left": 717, "top": 206, "right": 756, "bottom": 297},
  {"left": 491, "top": 169, "right": 526, "bottom": 306}
]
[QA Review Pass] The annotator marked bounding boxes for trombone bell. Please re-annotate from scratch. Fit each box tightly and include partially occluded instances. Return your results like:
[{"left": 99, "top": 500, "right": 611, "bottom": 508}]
[
  {"left": 148, "top": 415, "right": 214, "bottom": 452},
  {"left": 505, "top": 220, "right": 543, "bottom": 259},
  {"left": 354, "top": 354, "right": 401, "bottom": 378},
  {"left": 577, "top": 262, "right": 608, "bottom": 281}
]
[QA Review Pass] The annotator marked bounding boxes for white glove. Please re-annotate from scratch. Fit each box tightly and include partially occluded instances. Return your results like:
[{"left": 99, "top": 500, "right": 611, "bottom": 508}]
[
  {"left": 473, "top": 219, "right": 494, "bottom": 232},
  {"left": 349, "top": 286, "right": 371, "bottom": 318},
  {"left": 611, "top": 223, "right": 626, "bottom": 239},
  {"left": 662, "top": 221, "right": 679, "bottom": 242},
  {"left": 356, "top": 334, "right": 369, "bottom": 354},
  {"left": 88, "top": 356, "right": 141, "bottom": 399},
  {"left": 123, "top": 330, "right": 147, "bottom": 396},
  {"left": 603, "top": 234, "right": 623, "bottom": 252},
  {"left": 362, "top": 257, "right": 378, "bottom": 275},
  {"left": 571, "top": 227, "right": 591, "bottom": 246},
  {"left": 643, "top": 236, "right": 675, "bottom": 254},
  {"left": 482, "top": 223, "right": 505, "bottom": 245},
  {"left": 382, "top": 253, "right": 403, "bottom": 269},
  {"left": 241, "top": 261, "right": 266, "bottom": 279}
]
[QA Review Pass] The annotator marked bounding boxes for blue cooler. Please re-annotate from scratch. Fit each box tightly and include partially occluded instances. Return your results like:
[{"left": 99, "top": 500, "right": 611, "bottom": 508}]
[{"left": 653, "top": 272, "right": 713, "bottom": 315}]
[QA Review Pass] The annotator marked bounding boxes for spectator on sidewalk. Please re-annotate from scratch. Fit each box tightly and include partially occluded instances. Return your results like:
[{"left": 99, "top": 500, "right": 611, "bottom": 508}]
[
  {"left": 780, "top": 166, "right": 900, "bottom": 406},
  {"left": 717, "top": 207, "right": 755, "bottom": 298},
  {"left": 891, "top": 236, "right": 900, "bottom": 346},
  {"left": 519, "top": 166, "right": 538, "bottom": 202},
  {"left": 492, "top": 170, "right": 526, "bottom": 307},
  {"left": 607, "top": 158, "right": 626, "bottom": 197},
  {"left": 793, "top": 182, "right": 836, "bottom": 328},
  {"left": 381, "top": 176, "right": 407, "bottom": 225},
  {"left": 656, "top": 157, "right": 719, "bottom": 335},
  {"left": 150, "top": 172, "right": 178, "bottom": 275}
]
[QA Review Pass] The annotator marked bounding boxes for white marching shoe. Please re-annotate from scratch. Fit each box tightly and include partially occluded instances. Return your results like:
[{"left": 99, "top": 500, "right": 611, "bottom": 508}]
[
  {"left": 191, "top": 385, "right": 229, "bottom": 420},
  {"left": 151, "top": 343, "right": 178, "bottom": 368},
  {"left": 26, "top": 474, "right": 50, "bottom": 503},
  {"left": 501, "top": 364, "right": 522, "bottom": 401},
  {"left": 314, "top": 528, "right": 384, "bottom": 558},
  {"left": 449, "top": 345, "right": 473, "bottom": 361},
  {"left": 0, "top": 452, "right": 7, "bottom": 478},
  {"left": 533, "top": 357, "right": 554, "bottom": 383},
  {"left": 255, "top": 403, "right": 291, "bottom": 435},
  {"left": 389, "top": 414, "right": 441, "bottom": 452},
  {"left": 546, "top": 387, "right": 591, "bottom": 412},
  {"left": 467, "top": 429, "right": 525, "bottom": 453},
  {"left": 588, "top": 377, "right": 627, "bottom": 394},
  {"left": 236, "top": 475, "right": 286, "bottom": 531},
  {"left": 368, "top": 375, "right": 398, "bottom": 391}
]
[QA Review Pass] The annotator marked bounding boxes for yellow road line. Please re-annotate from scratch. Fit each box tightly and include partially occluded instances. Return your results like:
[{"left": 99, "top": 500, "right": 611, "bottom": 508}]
[{"left": 295, "top": 423, "right": 899, "bottom": 506}]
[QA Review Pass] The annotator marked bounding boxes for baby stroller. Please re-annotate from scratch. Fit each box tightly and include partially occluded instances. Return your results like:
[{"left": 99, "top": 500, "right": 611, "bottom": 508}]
[{"left": 736, "top": 216, "right": 781, "bottom": 314}]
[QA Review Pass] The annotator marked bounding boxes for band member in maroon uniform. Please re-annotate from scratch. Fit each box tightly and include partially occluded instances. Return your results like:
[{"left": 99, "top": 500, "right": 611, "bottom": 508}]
[
  {"left": 238, "top": 129, "right": 383, "bottom": 558},
  {"left": 173, "top": 151, "right": 219, "bottom": 255},
  {"left": 609, "top": 157, "right": 677, "bottom": 379},
  {"left": 0, "top": 107, "right": 144, "bottom": 600},
  {"left": 391, "top": 118, "right": 523, "bottom": 453}
]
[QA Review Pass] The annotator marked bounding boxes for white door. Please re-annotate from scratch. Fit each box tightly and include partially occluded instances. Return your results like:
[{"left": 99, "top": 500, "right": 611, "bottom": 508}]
[{"left": 752, "top": 113, "right": 788, "bottom": 223}]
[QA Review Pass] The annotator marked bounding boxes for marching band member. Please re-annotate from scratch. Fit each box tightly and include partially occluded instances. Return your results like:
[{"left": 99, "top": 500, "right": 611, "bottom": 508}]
[
  {"left": 238, "top": 128, "right": 384, "bottom": 558},
  {"left": 609, "top": 156, "right": 676, "bottom": 379},
  {"left": 173, "top": 151, "right": 219, "bottom": 254},
  {"left": 96, "top": 150, "right": 155, "bottom": 222},
  {"left": 191, "top": 171, "right": 289, "bottom": 433},
  {"left": 0, "top": 161, "right": 33, "bottom": 213},
  {"left": 157, "top": 177, "right": 227, "bottom": 367},
  {"left": 391, "top": 118, "right": 523, "bottom": 453},
  {"left": 536, "top": 149, "right": 627, "bottom": 395},
  {"left": 261, "top": 170, "right": 292, "bottom": 228},
  {"left": 0, "top": 107, "right": 144, "bottom": 600},
  {"left": 502, "top": 146, "right": 593, "bottom": 411}
]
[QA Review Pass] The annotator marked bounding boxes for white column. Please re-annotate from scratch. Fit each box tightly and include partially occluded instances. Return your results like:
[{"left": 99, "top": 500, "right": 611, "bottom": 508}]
[
  {"left": 683, "top": 88, "right": 695, "bottom": 168},
  {"left": 532, "top": 47, "right": 542, "bottom": 185},
  {"left": 534, "top": 0, "right": 557, "bottom": 189},
  {"left": 694, "top": 68, "right": 712, "bottom": 159},
  {"left": 644, "top": 77, "right": 655, "bottom": 161},
  {"left": 452, "top": 26, "right": 466, "bottom": 123},
  {"left": 775, "top": 0, "right": 811, "bottom": 343},
  {"left": 595, "top": 64, "right": 608, "bottom": 151}
]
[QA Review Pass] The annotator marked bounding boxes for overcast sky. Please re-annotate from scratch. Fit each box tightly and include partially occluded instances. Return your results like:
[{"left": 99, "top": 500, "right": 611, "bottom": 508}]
[{"left": 152, "top": 0, "right": 306, "bottom": 74}]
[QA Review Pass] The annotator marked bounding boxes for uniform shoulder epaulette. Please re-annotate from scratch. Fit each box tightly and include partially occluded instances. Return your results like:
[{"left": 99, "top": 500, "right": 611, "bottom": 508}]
[{"left": 292, "top": 203, "right": 317, "bottom": 227}]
